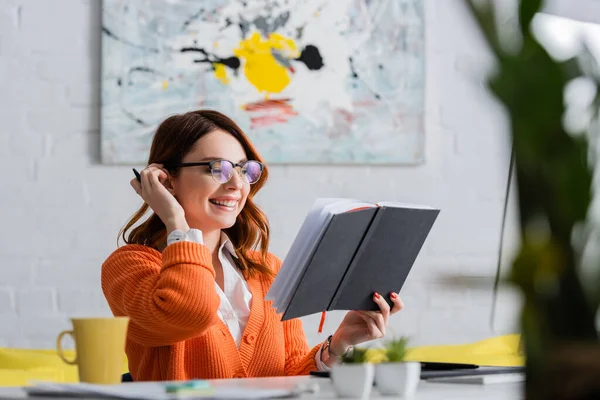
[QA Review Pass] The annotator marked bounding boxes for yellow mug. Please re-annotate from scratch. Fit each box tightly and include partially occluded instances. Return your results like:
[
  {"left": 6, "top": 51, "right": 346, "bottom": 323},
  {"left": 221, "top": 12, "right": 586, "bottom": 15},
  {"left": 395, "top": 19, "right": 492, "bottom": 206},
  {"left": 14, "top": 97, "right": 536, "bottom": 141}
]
[{"left": 56, "top": 317, "right": 129, "bottom": 384}]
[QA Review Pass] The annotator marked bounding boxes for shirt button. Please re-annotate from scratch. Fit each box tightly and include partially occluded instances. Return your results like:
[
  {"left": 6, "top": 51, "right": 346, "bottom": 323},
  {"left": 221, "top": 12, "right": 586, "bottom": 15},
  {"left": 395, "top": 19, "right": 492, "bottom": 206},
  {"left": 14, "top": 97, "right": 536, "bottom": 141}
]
[
  {"left": 234, "top": 373, "right": 244, "bottom": 379},
  {"left": 245, "top": 334, "right": 256, "bottom": 344}
]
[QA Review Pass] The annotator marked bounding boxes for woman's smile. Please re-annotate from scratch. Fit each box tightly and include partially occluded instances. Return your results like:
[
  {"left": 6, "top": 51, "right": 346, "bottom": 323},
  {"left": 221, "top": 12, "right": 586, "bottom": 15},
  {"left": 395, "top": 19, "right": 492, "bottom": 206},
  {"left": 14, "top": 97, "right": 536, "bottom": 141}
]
[{"left": 209, "top": 196, "right": 240, "bottom": 211}]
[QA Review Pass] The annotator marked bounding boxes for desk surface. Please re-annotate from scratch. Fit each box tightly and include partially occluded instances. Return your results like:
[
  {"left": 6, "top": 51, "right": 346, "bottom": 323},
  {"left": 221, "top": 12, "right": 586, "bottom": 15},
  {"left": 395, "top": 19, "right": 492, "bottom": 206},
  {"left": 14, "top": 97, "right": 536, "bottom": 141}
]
[{"left": 0, "top": 375, "right": 522, "bottom": 399}]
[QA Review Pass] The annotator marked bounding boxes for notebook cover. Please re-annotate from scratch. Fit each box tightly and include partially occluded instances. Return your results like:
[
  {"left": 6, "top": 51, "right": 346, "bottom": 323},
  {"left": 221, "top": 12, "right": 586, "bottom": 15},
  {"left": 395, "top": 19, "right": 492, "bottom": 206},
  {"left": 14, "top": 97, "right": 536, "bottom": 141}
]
[
  {"left": 329, "top": 206, "right": 440, "bottom": 311},
  {"left": 281, "top": 207, "right": 378, "bottom": 321}
]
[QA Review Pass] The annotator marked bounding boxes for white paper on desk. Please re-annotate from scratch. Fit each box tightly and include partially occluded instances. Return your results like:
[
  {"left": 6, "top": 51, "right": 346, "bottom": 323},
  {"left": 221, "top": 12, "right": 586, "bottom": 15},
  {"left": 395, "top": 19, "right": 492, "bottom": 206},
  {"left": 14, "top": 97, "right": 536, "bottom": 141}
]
[
  {"left": 427, "top": 373, "right": 525, "bottom": 385},
  {"left": 24, "top": 381, "right": 299, "bottom": 399}
]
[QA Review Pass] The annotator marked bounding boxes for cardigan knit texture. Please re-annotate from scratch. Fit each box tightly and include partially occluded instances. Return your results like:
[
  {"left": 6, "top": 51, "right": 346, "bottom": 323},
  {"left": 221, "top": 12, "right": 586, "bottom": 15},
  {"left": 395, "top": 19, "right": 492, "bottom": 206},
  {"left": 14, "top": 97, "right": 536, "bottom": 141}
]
[{"left": 101, "top": 241, "right": 320, "bottom": 381}]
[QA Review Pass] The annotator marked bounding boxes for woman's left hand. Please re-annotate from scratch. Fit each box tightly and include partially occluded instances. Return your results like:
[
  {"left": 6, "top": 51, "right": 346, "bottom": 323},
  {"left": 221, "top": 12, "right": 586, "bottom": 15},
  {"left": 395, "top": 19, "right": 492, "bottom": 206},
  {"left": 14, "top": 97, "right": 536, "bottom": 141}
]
[{"left": 329, "top": 292, "right": 404, "bottom": 356}]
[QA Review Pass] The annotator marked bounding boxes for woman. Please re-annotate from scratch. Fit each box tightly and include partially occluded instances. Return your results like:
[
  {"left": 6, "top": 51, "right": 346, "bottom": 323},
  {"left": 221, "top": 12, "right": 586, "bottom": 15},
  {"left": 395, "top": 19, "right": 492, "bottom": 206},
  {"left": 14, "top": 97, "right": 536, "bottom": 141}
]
[{"left": 101, "top": 110, "right": 404, "bottom": 381}]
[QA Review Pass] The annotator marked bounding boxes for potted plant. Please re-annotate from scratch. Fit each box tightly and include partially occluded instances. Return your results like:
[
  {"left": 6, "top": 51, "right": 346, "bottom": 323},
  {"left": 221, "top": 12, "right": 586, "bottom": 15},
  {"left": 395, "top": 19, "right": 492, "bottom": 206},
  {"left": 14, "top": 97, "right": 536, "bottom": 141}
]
[
  {"left": 331, "top": 347, "right": 374, "bottom": 399},
  {"left": 374, "top": 337, "right": 420, "bottom": 397},
  {"left": 462, "top": 0, "right": 600, "bottom": 398}
]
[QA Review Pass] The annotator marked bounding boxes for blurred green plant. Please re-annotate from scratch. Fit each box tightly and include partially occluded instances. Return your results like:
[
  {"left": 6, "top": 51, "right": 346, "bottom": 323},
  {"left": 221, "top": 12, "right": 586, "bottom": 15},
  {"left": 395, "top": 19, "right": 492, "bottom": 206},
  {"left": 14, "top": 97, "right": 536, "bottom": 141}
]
[
  {"left": 463, "top": 0, "right": 600, "bottom": 398},
  {"left": 382, "top": 336, "right": 409, "bottom": 363},
  {"left": 341, "top": 347, "right": 370, "bottom": 364}
]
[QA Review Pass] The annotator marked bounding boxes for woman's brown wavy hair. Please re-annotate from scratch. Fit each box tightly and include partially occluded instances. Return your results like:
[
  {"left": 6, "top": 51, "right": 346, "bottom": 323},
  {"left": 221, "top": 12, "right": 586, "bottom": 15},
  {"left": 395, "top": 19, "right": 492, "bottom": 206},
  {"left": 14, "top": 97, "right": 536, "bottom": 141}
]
[{"left": 119, "top": 110, "right": 273, "bottom": 278}]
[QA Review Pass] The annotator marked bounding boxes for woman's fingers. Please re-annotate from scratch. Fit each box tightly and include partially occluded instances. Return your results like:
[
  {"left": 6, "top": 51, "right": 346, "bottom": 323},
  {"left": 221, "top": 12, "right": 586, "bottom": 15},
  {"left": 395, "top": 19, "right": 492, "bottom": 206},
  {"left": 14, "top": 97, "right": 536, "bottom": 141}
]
[
  {"left": 130, "top": 178, "right": 142, "bottom": 195},
  {"left": 158, "top": 167, "right": 170, "bottom": 184},
  {"left": 140, "top": 164, "right": 166, "bottom": 190},
  {"left": 140, "top": 166, "right": 151, "bottom": 188},
  {"left": 358, "top": 311, "right": 386, "bottom": 337},
  {"left": 151, "top": 168, "right": 169, "bottom": 187},
  {"left": 390, "top": 293, "right": 404, "bottom": 314},
  {"left": 356, "top": 311, "right": 382, "bottom": 339},
  {"left": 373, "top": 292, "right": 391, "bottom": 324}
]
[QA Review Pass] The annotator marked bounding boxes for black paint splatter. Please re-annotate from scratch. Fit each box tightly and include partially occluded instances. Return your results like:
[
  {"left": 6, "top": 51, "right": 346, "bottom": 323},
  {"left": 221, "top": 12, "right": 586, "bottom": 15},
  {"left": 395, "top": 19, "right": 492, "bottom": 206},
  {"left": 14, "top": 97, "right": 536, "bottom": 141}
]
[
  {"left": 182, "top": 8, "right": 204, "bottom": 30},
  {"left": 102, "top": 27, "right": 159, "bottom": 53},
  {"left": 130, "top": 66, "right": 157, "bottom": 74},
  {"left": 215, "top": 56, "right": 240, "bottom": 70},
  {"left": 181, "top": 47, "right": 210, "bottom": 56},
  {"left": 122, "top": 107, "right": 147, "bottom": 126},
  {"left": 296, "top": 45, "right": 324, "bottom": 70},
  {"left": 348, "top": 57, "right": 382, "bottom": 100},
  {"left": 221, "top": 17, "right": 233, "bottom": 31},
  {"left": 349, "top": 57, "right": 358, "bottom": 78},
  {"left": 182, "top": 47, "right": 240, "bottom": 71}
]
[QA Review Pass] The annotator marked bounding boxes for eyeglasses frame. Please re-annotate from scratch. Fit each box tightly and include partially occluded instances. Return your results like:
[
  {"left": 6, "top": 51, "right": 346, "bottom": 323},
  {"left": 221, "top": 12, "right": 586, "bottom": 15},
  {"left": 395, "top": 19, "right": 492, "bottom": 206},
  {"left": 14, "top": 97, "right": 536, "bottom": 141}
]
[{"left": 164, "top": 159, "right": 265, "bottom": 184}]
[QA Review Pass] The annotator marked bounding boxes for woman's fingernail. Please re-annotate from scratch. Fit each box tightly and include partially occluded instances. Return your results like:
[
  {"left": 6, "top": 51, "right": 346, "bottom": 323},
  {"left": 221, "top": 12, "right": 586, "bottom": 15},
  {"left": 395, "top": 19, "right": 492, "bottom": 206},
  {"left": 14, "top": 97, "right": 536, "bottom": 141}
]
[
  {"left": 374, "top": 292, "right": 381, "bottom": 299},
  {"left": 390, "top": 292, "right": 397, "bottom": 299}
]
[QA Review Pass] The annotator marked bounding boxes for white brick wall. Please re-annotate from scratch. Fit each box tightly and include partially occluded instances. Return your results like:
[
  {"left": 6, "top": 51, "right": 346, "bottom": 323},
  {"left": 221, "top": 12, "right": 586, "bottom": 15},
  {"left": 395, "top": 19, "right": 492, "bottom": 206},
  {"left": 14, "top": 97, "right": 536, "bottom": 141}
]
[{"left": 6, "top": 0, "right": 588, "bottom": 350}]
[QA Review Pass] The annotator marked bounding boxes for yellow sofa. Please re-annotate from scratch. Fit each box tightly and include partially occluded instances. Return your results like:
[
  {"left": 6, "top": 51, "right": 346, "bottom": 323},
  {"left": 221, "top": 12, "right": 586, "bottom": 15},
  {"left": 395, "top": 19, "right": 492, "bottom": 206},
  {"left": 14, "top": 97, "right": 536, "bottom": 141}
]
[
  {"left": 0, "top": 348, "right": 129, "bottom": 387},
  {"left": 0, "top": 334, "right": 523, "bottom": 386},
  {"left": 367, "top": 333, "right": 524, "bottom": 366}
]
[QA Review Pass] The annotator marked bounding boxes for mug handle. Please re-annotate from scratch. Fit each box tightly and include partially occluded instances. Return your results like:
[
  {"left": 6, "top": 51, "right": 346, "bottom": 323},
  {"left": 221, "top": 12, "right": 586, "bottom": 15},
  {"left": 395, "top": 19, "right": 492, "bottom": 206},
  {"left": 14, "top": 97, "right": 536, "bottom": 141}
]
[{"left": 56, "top": 330, "right": 78, "bottom": 365}]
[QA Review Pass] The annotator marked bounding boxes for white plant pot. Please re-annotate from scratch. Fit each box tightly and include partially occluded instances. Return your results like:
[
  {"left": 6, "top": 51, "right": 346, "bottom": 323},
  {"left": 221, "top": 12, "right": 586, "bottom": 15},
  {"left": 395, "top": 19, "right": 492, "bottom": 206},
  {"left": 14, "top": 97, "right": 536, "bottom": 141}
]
[
  {"left": 331, "top": 363, "right": 374, "bottom": 398},
  {"left": 375, "top": 361, "right": 421, "bottom": 397}
]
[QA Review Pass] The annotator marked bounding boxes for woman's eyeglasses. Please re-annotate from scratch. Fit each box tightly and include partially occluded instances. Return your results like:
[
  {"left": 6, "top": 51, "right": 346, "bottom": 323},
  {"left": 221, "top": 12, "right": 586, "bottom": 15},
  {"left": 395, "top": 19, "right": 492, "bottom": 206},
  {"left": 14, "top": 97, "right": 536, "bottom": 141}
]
[{"left": 166, "top": 159, "right": 264, "bottom": 185}]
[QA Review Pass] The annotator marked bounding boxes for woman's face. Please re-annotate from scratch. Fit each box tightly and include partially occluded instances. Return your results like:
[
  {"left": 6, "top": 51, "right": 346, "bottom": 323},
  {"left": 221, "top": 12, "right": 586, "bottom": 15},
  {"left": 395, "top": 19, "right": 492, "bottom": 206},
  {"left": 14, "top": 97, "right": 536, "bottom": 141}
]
[{"left": 170, "top": 129, "right": 251, "bottom": 232}]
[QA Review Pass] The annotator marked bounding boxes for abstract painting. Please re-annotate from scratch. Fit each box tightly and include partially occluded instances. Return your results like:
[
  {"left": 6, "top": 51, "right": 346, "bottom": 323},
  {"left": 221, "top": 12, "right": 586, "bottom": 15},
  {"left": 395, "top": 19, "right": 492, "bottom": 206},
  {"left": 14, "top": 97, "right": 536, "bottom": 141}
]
[{"left": 101, "top": 0, "right": 425, "bottom": 164}]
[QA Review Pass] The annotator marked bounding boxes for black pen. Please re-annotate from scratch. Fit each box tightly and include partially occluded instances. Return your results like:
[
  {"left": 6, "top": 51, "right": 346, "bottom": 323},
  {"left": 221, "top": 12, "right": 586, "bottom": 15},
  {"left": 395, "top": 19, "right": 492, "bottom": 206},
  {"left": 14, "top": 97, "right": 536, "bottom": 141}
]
[{"left": 133, "top": 168, "right": 141, "bottom": 182}]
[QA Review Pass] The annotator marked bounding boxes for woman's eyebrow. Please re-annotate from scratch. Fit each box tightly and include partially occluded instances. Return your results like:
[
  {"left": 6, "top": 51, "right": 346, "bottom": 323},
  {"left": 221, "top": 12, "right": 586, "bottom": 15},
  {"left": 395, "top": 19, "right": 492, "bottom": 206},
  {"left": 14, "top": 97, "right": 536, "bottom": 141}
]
[{"left": 196, "top": 156, "right": 248, "bottom": 163}]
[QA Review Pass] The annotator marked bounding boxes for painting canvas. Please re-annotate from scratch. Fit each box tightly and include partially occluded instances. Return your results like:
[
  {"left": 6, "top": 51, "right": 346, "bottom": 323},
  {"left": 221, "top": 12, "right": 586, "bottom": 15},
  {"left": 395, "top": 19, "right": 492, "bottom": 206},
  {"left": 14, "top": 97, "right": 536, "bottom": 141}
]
[{"left": 101, "top": 0, "right": 425, "bottom": 164}]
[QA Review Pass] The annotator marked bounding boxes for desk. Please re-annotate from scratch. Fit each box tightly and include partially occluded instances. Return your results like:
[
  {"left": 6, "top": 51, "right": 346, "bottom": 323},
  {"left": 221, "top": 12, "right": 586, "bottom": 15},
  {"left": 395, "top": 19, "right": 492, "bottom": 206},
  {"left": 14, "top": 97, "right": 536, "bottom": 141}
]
[{"left": 0, "top": 375, "right": 522, "bottom": 399}]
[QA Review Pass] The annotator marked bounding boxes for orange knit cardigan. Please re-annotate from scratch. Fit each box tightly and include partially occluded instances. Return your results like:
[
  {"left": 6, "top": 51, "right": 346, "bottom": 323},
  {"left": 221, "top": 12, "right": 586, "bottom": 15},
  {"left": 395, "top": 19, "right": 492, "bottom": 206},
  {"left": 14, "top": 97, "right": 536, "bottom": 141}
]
[{"left": 101, "top": 241, "right": 321, "bottom": 381}]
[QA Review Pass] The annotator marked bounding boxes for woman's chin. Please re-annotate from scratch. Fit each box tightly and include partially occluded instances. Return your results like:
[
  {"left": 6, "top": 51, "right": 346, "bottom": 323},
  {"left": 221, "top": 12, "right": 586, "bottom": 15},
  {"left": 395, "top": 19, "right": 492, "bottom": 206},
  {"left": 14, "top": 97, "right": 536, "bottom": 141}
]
[
  {"left": 204, "top": 215, "right": 237, "bottom": 230},
  {"left": 218, "top": 218, "right": 237, "bottom": 229},
  {"left": 187, "top": 216, "right": 236, "bottom": 232}
]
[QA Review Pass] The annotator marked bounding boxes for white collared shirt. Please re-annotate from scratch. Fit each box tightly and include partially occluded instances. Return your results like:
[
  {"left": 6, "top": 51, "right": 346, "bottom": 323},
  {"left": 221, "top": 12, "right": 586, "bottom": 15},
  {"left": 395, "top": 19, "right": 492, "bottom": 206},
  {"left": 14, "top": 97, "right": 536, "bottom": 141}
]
[{"left": 166, "top": 229, "right": 329, "bottom": 371}]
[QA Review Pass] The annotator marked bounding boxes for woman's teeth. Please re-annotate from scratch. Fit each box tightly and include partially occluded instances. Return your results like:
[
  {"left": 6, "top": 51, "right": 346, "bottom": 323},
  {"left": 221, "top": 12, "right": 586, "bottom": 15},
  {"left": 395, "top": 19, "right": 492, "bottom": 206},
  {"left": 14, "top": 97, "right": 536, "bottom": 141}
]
[{"left": 210, "top": 199, "right": 237, "bottom": 208}]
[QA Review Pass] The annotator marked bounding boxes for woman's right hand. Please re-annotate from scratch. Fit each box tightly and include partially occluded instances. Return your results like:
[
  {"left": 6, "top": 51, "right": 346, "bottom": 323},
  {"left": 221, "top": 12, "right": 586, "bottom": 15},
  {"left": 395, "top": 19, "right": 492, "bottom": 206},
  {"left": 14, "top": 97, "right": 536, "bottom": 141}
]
[{"left": 130, "top": 164, "right": 189, "bottom": 232}]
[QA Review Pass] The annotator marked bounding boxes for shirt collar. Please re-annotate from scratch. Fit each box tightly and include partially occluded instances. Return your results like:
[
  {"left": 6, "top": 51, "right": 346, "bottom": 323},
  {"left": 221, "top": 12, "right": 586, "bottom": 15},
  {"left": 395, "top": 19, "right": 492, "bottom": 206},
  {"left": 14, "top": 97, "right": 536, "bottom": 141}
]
[{"left": 219, "top": 231, "right": 239, "bottom": 259}]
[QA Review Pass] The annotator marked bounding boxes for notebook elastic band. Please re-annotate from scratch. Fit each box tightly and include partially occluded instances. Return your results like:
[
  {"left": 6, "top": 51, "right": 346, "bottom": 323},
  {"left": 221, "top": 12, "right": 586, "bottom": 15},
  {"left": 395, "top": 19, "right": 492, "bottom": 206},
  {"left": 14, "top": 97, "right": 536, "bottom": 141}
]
[{"left": 318, "top": 311, "right": 326, "bottom": 334}]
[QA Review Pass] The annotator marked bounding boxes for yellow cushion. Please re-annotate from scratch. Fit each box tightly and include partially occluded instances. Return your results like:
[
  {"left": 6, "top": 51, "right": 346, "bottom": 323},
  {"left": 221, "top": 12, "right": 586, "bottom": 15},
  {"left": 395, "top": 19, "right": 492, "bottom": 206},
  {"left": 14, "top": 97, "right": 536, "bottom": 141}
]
[
  {"left": 0, "top": 334, "right": 523, "bottom": 386},
  {"left": 366, "top": 334, "right": 524, "bottom": 367},
  {"left": 0, "top": 348, "right": 129, "bottom": 387}
]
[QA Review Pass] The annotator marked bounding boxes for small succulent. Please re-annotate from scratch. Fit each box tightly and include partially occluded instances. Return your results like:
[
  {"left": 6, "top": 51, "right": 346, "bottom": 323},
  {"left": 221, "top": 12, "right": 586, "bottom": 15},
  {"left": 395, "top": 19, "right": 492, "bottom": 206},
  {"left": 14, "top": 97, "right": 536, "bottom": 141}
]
[
  {"left": 383, "top": 336, "right": 409, "bottom": 363},
  {"left": 341, "top": 347, "right": 369, "bottom": 364}
]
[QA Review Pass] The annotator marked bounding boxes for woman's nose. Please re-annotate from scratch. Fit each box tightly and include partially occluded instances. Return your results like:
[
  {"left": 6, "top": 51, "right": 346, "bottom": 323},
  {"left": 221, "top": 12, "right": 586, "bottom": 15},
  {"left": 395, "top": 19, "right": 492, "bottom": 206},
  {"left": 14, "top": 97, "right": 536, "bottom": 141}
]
[{"left": 226, "top": 168, "right": 244, "bottom": 189}]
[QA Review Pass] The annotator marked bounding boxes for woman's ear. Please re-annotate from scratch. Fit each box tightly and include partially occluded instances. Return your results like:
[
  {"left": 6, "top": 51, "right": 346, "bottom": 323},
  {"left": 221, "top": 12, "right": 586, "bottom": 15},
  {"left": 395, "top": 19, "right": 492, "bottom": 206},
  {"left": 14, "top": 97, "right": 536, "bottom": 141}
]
[
  {"left": 165, "top": 182, "right": 177, "bottom": 196},
  {"left": 160, "top": 168, "right": 177, "bottom": 196}
]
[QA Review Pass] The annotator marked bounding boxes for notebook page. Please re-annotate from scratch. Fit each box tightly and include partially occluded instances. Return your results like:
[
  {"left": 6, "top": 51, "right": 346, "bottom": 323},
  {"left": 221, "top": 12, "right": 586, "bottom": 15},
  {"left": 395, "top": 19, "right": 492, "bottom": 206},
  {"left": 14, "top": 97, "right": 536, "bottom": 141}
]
[
  {"left": 272, "top": 199, "right": 357, "bottom": 312},
  {"left": 266, "top": 198, "right": 349, "bottom": 308},
  {"left": 275, "top": 199, "right": 375, "bottom": 314},
  {"left": 376, "top": 201, "right": 435, "bottom": 210}
]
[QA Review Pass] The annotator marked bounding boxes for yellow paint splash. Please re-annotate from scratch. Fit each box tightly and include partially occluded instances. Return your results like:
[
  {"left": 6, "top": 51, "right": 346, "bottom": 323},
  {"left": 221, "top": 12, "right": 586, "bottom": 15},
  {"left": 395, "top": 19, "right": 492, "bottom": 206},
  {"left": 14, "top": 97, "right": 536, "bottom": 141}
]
[
  {"left": 218, "top": 31, "right": 299, "bottom": 94},
  {"left": 214, "top": 64, "right": 229, "bottom": 84}
]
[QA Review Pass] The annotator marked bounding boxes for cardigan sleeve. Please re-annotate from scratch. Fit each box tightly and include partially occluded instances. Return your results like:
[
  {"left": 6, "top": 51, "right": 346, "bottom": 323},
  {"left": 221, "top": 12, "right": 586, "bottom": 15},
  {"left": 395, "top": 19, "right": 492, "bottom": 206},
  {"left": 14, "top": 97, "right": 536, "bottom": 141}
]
[
  {"left": 265, "top": 253, "right": 321, "bottom": 375},
  {"left": 283, "top": 317, "right": 322, "bottom": 375},
  {"left": 101, "top": 241, "right": 221, "bottom": 347}
]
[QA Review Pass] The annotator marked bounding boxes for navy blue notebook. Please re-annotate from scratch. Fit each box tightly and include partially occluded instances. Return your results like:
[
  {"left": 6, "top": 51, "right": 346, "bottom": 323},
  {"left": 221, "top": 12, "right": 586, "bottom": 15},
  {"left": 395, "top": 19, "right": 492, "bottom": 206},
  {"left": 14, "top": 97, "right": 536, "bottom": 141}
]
[{"left": 268, "top": 200, "right": 440, "bottom": 321}]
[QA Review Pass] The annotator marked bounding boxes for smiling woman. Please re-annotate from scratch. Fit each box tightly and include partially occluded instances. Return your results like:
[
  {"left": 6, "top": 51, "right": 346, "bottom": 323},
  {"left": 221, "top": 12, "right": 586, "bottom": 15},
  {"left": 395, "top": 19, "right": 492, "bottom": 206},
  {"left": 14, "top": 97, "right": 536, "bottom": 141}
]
[
  {"left": 118, "top": 110, "right": 272, "bottom": 277},
  {"left": 100, "top": 109, "right": 404, "bottom": 382}
]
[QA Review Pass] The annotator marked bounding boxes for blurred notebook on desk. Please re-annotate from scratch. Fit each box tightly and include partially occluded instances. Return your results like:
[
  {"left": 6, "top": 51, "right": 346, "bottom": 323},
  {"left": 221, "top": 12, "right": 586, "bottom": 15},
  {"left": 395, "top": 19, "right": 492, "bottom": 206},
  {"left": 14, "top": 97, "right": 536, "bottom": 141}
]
[
  {"left": 267, "top": 198, "right": 440, "bottom": 320},
  {"left": 24, "top": 380, "right": 305, "bottom": 399}
]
